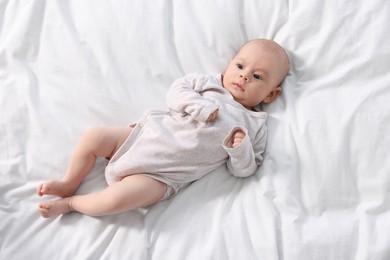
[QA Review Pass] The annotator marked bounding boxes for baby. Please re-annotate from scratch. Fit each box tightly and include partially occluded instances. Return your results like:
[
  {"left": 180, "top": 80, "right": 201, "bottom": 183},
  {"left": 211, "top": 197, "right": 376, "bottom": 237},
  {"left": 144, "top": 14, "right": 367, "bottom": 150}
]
[{"left": 37, "top": 39, "right": 290, "bottom": 218}]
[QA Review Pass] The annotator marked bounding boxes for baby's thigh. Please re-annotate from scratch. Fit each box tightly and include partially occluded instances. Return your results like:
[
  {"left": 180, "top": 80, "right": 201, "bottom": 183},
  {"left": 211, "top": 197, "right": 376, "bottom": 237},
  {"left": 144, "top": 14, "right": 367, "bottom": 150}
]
[
  {"left": 108, "top": 126, "right": 134, "bottom": 157},
  {"left": 85, "top": 126, "right": 133, "bottom": 158}
]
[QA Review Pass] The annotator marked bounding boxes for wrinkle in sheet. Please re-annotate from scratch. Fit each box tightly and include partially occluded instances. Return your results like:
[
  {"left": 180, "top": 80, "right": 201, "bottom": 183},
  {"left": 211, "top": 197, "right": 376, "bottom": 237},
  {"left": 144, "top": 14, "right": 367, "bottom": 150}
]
[{"left": 2, "top": 1, "right": 390, "bottom": 259}]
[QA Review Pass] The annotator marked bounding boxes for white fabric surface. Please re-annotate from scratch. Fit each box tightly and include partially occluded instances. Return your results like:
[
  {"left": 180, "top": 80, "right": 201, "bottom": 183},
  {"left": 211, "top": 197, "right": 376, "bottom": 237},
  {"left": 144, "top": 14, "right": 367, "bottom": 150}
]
[{"left": 1, "top": 0, "right": 390, "bottom": 259}]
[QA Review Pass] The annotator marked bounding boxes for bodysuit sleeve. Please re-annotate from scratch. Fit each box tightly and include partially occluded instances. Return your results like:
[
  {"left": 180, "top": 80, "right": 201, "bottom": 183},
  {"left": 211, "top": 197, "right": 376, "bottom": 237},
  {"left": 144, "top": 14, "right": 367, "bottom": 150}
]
[
  {"left": 222, "top": 125, "right": 267, "bottom": 177},
  {"left": 167, "top": 73, "right": 219, "bottom": 122}
]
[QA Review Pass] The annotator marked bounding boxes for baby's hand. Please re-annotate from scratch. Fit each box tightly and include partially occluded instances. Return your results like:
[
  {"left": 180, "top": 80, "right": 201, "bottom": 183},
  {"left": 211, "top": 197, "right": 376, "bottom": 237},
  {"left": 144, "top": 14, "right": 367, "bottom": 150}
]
[
  {"left": 231, "top": 130, "right": 245, "bottom": 148},
  {"left": 206, "top": 109, "right": 219, "bottom": 122}
]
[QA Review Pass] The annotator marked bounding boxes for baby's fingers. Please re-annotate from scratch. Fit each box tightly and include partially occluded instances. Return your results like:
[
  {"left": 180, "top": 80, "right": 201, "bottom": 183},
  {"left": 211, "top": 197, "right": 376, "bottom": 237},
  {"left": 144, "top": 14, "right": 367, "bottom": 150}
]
[
  {"left": 206, "top": 109, "right": 219, "bottom": 122},
  {"left": 231, "top": 130, "right": 245, "bottom": 148}
]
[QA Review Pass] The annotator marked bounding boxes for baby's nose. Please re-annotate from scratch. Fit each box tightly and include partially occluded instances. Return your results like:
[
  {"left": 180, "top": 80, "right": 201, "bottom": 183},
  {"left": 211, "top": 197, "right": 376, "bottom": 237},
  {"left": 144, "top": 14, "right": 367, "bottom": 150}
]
[{"left": 240, "top": 74, "right": 249, "bottom": 81}]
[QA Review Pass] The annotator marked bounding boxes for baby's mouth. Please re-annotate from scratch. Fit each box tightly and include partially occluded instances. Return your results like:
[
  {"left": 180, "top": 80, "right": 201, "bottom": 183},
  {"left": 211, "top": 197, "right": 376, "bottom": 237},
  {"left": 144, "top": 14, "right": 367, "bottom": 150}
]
[{"left": 233, "top": 83, "right": 245, "bottom": 92}]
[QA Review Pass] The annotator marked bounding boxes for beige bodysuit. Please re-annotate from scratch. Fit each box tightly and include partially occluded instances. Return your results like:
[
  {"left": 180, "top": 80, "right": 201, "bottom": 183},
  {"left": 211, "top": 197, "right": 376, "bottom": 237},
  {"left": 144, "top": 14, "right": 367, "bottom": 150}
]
[{"left": 105, "top": 73, "right": 268, "bottom": 199}]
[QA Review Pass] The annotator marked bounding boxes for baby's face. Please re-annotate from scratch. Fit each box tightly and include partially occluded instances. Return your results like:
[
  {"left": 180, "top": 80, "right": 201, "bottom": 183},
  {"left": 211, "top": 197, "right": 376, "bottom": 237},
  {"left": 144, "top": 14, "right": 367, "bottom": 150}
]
[{"left": 223, "top": 41, "right": 286, "bottom": 109}]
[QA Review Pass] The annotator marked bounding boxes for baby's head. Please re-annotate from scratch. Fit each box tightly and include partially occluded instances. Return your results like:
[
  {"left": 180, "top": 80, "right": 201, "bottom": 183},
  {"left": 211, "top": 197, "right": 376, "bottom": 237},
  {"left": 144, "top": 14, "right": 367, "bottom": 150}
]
[{"left": 222, "top": 39, "right": 290, "bottom": 110}]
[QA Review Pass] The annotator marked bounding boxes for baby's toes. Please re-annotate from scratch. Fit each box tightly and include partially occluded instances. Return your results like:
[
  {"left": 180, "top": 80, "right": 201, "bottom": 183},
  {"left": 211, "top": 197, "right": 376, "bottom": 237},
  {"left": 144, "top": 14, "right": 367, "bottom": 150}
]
[
  {"left": 38, "top": 182, "right": 52, "bottom": 196},
  {"left": 39, "top": 202, "right": 51, "bottom": 211},
  {"left": 38, "top": 204, "right": 50, "bottom": 217},
  {"left": 37, "top": 183, "right": 44, "bottom": 196}
]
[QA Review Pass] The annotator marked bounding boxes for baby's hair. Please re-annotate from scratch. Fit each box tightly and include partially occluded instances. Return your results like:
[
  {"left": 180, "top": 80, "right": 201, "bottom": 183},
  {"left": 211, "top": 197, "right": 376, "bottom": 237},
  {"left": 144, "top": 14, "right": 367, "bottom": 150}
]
[{"left": 239, "top": 39, "right": 290, "bottom": 85}]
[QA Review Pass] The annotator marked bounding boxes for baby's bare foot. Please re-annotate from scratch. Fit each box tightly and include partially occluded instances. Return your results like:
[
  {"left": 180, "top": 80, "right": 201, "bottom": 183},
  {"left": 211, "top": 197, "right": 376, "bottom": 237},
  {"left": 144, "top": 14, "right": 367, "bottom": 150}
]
[
  {"left": 38, "top": 198, "right": 72, "bottom": 218},
  {"left": 37, "top": 180, "right": 74, "bottom": 197}
]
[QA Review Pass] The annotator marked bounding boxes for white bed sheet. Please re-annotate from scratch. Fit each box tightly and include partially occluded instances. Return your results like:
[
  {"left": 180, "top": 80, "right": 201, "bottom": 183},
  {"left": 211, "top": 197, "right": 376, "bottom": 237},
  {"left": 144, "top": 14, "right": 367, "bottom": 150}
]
[{"left": 1, "top": 0, "right": 390, "bottom": 259}]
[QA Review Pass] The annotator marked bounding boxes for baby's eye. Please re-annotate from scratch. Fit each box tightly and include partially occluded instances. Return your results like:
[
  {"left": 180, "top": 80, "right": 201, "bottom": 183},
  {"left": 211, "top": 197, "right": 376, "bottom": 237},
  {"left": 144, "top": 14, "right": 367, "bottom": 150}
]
[
  {"left": 236, "top": 64, "right": 243, "bottom": 69},
  {"left": 253, "top": 74, "right": 262, "bottom": 80}
]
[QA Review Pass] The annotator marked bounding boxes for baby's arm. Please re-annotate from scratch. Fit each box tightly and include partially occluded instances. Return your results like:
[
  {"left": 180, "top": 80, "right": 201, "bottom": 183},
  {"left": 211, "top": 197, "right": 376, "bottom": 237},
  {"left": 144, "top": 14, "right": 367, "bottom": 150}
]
[
  {"left": 167, "top": 73, "right": 219, "bottom": 123},
  {"left": 222, "top": 126, "right": 267, "bottom": 177}
]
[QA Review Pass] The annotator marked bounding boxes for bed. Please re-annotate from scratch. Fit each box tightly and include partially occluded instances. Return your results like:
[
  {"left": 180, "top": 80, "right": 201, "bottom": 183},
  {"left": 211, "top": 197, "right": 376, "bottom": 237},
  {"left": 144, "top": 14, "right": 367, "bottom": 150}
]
[{"left": 1, "top": 0, "right": 390, "bottom": 259}]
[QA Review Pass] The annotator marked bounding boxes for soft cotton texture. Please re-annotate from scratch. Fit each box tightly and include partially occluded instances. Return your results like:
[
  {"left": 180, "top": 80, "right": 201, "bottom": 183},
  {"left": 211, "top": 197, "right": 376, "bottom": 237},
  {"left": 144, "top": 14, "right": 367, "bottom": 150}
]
[{"left": 1, "top": 1, "right": 390, "bottom": 259}]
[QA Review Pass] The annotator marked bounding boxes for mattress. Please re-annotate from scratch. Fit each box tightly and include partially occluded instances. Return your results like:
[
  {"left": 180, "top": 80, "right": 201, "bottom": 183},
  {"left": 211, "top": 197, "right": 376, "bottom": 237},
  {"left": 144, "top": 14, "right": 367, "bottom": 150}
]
[{"left": 1, "top": 0, "right": 390, "bottom": 259}]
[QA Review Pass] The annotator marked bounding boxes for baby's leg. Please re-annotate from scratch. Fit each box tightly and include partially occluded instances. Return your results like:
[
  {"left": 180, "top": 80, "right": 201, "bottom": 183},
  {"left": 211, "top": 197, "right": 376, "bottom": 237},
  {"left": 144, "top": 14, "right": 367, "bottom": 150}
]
[
  {"left": 39, "top": 175, "right": 167, "bottom": 218},
  {"left": 37, "top": 126, "right": 133, "bottom": 197}
]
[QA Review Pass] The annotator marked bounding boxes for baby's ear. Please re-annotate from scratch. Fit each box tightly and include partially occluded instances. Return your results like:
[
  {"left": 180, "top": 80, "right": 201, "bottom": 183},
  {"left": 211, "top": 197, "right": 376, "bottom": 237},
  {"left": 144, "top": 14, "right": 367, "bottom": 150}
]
[{"left": 263, "top": 86, "right": 281, "bottom": 104}]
